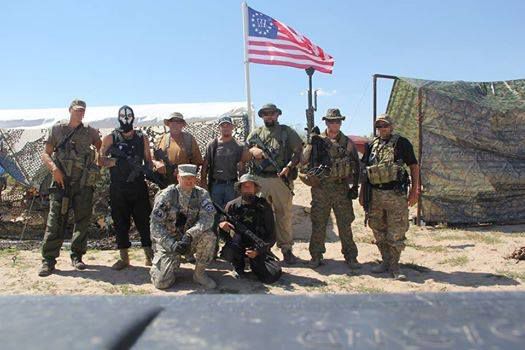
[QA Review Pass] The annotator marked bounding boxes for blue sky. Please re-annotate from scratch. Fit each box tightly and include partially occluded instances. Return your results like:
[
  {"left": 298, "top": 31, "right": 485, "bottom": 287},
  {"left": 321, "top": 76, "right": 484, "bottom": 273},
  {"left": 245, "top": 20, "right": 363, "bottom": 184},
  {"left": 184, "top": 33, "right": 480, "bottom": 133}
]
[{"left": 1, "top": 0, "right": 524, "bottom": 136}]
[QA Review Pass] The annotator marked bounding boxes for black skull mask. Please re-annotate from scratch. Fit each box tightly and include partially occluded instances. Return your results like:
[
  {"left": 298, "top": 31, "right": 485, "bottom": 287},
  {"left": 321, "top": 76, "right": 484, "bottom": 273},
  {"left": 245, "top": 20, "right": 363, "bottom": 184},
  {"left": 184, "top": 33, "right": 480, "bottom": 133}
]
[{"left": 118, "top": 105, "right": 135, "bottom": 132}]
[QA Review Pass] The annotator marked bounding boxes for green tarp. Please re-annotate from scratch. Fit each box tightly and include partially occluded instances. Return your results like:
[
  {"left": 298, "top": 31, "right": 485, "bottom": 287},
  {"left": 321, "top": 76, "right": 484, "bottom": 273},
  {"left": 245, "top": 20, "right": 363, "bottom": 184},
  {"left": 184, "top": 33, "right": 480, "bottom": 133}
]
[{"left": 386, "top": 77, "right": 525, "bottom": 224}]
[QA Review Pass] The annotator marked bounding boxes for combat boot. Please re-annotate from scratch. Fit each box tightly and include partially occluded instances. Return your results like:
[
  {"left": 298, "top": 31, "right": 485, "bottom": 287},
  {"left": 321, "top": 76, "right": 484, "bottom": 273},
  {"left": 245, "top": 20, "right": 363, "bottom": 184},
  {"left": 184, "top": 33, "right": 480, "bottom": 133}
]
[
  {"left": 389, "top": 249, "right": 407, "bottom": 281},
  {"left": 345, "top": 257, "right": 360, "bottom": 269},
  {"left": 38, "top": 260, "right": 55, "bottom": 277},
  {"left": 143, "top": 247, "right": 154, "bottom": 267},
  {"left": 112, "top": 249, "right": 130, "bottom": 270},
  {"left": 371, "top": 244, "right": 390, "bottom": 273},
  {"left": 193, "top": 263, "right": 217, "bottom": 289},
  {"left": 308, "top": 255, "right": 323, "bottom": 268},
  {"left": 283, "top": 250, "right": 298, "bottom": 265},
  {"left": 71, "top": 256, "right": 87, "bottom": 270}
]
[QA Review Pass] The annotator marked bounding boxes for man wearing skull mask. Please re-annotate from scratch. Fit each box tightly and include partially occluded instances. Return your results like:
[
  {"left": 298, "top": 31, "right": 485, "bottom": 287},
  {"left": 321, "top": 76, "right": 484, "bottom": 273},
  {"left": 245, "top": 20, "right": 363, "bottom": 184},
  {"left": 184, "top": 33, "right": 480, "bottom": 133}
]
[{"left": 99, "top": 105, "right": 155, "bottom": 269}]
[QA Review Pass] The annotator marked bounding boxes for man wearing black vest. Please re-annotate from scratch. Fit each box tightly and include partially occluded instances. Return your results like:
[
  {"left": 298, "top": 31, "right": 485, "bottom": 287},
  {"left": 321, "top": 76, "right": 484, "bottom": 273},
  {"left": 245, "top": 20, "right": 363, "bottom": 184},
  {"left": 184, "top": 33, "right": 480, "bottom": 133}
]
[{"left": 99, "top": 105, "right": 155, "bottom": 270}]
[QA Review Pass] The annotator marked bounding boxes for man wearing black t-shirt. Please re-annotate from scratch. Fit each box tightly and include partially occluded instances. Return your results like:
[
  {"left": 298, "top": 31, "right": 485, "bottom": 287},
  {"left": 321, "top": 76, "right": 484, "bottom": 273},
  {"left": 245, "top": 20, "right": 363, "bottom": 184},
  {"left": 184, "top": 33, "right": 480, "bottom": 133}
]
[{"left": 360, "top": 114, "right": 419, "bottom": 281}]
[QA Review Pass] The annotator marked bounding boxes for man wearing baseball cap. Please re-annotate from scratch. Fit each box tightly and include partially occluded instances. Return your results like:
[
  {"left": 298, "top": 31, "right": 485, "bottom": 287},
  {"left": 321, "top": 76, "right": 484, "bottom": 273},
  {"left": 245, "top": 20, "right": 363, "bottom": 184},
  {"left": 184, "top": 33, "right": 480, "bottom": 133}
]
[
  {"left": 152, "top": 112, "right": 203, "bottom": 185},
  {"left": 149, "top": 164, "right": 217, "bottom": 289},
  {"left": 200, "top": 116, "right": 251, "bottom": 249},
  {"left": 360, "top": 113, "right": 420, "bottom": 281},
  {"left": 38, "top": 99, "right": 101, "bottom": 276}
]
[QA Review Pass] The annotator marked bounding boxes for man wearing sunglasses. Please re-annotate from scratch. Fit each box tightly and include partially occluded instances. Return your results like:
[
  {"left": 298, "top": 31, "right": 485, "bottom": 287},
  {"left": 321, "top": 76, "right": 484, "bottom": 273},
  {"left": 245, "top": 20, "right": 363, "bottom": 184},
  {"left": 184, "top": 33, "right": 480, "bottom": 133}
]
[
  {"left": 304, "top": 108, "right": 360, "bottom": 269},
  {"left": 247, "top": 103, "right": 303, "bottom": 265},
  {"left": 360, "top": 114, "right": 419, "bottom": 281}
]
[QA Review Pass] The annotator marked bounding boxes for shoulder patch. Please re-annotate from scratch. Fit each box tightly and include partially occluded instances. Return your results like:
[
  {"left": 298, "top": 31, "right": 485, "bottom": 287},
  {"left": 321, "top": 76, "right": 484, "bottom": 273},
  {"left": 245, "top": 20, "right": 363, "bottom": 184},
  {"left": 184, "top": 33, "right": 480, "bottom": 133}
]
[{"left": 201, "top": 199, "right": 215, "bottom": 213}]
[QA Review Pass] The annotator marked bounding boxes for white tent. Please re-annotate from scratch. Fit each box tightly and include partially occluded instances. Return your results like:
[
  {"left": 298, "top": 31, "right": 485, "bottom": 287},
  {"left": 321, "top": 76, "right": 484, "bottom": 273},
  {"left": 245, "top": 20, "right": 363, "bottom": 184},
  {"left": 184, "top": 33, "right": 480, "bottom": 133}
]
[{"left": 0, "top": 101, "right": 248, "bottom": 129}]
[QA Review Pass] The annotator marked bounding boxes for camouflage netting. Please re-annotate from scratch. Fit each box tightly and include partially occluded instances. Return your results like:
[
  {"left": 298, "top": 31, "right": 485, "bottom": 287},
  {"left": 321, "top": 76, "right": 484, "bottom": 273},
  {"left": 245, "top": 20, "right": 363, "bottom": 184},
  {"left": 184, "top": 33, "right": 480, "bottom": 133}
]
[
  {"left": 0, "top": 115, "right": 249, "bottom": 240},
  {"left": 386, "top": 77, "right": 525, "bottom": 224}
]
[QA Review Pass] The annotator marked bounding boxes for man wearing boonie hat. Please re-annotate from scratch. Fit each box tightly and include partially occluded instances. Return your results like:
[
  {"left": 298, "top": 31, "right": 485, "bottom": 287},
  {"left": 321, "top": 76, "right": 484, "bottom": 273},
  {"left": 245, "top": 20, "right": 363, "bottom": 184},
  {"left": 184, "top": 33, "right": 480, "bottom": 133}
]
[
  {"left": 360, "top": 113, "right": 420, "bottom": 281},
  {"left": 247, "top": 103, "right": 303, "bottom": 265},
  {"left": 218, "top": 173, "right": 281, "bottom": 283},
  {"left": 38, "top": 99, "right": 102, "bottom": 277},
  {"left": 303, "top": 108, "right": 361, "bottom": 269},
  {"left": 149, "top": 163, "right": 217, "bottom": 289},
  {"left": 152, "top": 112, "right": 203, "bottom": 185}
]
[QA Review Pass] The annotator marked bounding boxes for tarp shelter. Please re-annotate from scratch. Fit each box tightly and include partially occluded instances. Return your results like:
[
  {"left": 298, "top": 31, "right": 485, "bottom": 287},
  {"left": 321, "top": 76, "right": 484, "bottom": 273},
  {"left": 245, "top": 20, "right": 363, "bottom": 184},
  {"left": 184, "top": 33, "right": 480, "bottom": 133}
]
[
  {"left": 386, "top": 77, "right": 525, "bottom": 224},
  {"left": 0, "top": 101, "right": 249, "bottom": 188}
]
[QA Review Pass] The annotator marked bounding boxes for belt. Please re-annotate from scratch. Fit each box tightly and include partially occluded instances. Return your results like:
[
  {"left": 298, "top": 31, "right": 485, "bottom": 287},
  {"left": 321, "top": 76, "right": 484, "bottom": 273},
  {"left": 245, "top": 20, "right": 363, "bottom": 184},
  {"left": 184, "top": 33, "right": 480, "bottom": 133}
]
[
  {"left": 213, "top": 178, "right": 237, "bottom": 184},
  {"left": 371, "top": 184, "right": 396, "bottom": 190}
]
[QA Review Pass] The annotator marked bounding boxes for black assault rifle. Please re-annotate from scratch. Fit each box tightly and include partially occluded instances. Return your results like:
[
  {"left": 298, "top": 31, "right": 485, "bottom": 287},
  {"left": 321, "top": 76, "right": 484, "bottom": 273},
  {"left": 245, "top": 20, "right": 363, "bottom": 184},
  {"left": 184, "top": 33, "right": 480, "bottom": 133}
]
[
  {"left": 248, "top": 134, "right": 294, "bottom": 195},
  {"left": 110, "top": 146, "right": 168, "bottom": 189},
  {"left": 213, "top": 201, "right": 271, "bottom": 253}
]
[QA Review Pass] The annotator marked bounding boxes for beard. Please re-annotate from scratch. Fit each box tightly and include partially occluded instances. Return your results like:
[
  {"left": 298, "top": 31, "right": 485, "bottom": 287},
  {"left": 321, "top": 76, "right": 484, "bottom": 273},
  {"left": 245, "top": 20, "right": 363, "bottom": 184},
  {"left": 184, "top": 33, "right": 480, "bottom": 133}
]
[
  {"left": 241, "top": 193, "right": 257, "bottom": 203},
  {"left": 264, "top": 120, "right": 276, "bottom": 127}
]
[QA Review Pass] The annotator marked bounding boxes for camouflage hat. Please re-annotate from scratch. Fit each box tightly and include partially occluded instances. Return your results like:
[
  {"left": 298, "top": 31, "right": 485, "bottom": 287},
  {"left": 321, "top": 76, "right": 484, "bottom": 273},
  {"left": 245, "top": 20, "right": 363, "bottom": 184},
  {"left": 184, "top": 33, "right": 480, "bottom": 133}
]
[
  {"left": 69, "top": 99, "right": 86, "bottom": 110},
  {"left": 322, "top": 108, "right": 346, "bottom": 121},
  {"left": 164, "top": 112, "right": 187, "bottom": 126},
  {"left": 178, "top": 164, "right": 197, "bottom": 177},
  {"left": 235, "top": 173, "right": 261, "bottom": 191},
  {"left": 257, "top": 103, "right": 282, "bottom": 118},
  {"left": 218, "top": 116, "right": 233, "bottom": 126},
  {"left": 375, "top": 114, "right": 393, "bottom": 126}
]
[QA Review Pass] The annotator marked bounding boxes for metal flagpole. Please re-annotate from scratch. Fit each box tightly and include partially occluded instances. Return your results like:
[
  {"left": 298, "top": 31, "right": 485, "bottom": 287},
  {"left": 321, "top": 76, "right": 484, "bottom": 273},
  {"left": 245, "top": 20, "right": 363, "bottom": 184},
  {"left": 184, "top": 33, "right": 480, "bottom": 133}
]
[{"left": 242, "top": 2, "right": 254, "bottom": 131}]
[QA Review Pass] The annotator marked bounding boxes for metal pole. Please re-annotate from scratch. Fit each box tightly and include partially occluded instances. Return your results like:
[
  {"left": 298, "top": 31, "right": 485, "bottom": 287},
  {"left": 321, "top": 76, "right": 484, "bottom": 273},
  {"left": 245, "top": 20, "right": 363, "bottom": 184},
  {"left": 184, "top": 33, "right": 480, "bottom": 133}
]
[
  {"left": 241, "top": 2, "right": 254, "bottom": 131},
  {"left": 373, "top": 75, "right": 377, "bottom": 136},
  {"left": 305, "top": 67, "right": 315, "bottom": 143},
  {"left": 416, "top": 88, "right": 423, "bottom": 226}
]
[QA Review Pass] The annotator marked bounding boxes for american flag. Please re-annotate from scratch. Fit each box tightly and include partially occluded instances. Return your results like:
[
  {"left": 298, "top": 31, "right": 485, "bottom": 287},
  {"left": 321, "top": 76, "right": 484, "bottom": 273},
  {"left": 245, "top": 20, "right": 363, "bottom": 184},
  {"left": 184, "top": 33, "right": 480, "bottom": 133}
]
[{"left": 246, "top": 6, "right": 334, "bottom": 74}]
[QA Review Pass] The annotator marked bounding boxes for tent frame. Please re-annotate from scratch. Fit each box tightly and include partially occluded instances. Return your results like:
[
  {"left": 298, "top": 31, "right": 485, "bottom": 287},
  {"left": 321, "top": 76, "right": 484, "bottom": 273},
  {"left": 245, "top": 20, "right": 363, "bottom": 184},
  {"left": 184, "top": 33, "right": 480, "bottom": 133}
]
[{"left": 372, "top": 74, "right": 423, "bottom": 226}]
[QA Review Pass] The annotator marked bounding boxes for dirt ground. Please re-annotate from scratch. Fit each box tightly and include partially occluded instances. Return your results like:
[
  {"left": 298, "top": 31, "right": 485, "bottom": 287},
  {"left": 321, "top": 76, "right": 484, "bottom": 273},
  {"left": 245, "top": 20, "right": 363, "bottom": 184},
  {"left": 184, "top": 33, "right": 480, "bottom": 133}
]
[{"left": 0, "top": 181, "right": 524, "bottom": 295}]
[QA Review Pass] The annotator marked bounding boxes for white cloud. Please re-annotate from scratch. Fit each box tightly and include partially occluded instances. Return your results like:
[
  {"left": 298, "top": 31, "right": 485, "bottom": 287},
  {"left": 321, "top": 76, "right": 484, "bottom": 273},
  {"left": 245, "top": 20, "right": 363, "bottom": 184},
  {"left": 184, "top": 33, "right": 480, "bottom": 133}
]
[{"left": 299, "top": 88, "right": 337, "bottom": 96}]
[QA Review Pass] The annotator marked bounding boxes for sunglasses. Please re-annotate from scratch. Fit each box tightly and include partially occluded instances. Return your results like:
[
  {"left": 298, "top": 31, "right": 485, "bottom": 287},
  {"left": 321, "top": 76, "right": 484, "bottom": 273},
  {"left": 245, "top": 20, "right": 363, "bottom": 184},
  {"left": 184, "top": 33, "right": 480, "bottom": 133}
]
[
  {"left": 375, "top": 123, "right": 390, "bottom": 128},
  {"left": 326, "top": 120, "right": 341, "bottom": 124},
  {"left": 262, "top": 111, "right": 277, "bottom": 116}
]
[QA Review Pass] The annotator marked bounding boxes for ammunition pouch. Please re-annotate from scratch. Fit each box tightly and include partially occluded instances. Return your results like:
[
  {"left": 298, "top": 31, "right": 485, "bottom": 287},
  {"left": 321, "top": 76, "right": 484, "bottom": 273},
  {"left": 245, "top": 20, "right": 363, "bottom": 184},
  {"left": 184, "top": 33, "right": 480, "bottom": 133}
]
[
  {"left": 366, "top": 163, "right": 402, "bottom": 185},
  {"left": 298, "top": 170, "right": 320, "bottom": 187},
  {"left": 58, "top": 159, "right": 74, "bottom": 177},
  {"left": 84, "top": 164, "right": 101, "bottom": 187}
]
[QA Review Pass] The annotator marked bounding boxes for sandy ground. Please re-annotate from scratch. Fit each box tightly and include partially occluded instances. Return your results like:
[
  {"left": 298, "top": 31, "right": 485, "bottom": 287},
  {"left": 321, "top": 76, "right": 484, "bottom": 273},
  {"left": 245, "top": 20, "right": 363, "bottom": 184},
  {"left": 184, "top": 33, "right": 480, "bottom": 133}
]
[{"left": 1, "top": 181, "right": 524, "bottom": 295}]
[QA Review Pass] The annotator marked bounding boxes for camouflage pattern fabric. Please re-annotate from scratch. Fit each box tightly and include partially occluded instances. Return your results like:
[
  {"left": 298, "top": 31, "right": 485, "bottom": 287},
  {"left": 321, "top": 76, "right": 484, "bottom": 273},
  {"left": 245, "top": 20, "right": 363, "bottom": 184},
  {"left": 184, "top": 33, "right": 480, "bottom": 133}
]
[
  {"left": 309, "top": 180, "right": 357, "bottom": 260},
  {"left": 387, "top": 77, "right": 525, "bottom": 224},
  {"left": 368, "top": 188, "right": 408, "bottom": 266},
  {"left": 149, "top": 184, "right": 216, "bottom": 289}
]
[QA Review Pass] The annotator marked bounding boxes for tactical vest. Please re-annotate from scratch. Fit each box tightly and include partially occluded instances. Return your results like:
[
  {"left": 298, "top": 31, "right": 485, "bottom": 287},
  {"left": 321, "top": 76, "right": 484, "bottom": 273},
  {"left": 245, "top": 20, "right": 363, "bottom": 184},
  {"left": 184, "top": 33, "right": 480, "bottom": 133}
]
[
  {"left": 157, "top": 132, "right": 194, "bottom": 164},
  {"left": 109, "top": 130, "right": 145, "bottom": 185},
  {"left": 323, "top": 132, "right": 354, "bottom": 181},
  {"left": 251, "top": 124, "right": 291, "bottom": 171},
  {"left": 53, "top": 123, "right": 98, "bottom": 186},
  {"left": 366, "top": 134, "right": 403, "bottom": 185}
]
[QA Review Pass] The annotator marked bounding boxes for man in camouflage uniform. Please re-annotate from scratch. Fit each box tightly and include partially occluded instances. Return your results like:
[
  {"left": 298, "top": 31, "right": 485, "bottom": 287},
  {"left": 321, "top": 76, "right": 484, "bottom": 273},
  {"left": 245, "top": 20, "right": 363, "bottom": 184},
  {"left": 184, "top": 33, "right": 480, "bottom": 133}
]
[
  {"left": 152, "top": 112, "right": 203, "bottom": 186},
  {"left": 149, "top": 164, "right": 217, "bottom": 289},
  {"left": 247, "top": 103, "right": 303, "bottom": 264},
  {"left": 302, "top": 109, "right": 360, "bottom": 268},
  {"left": 360, "top": 114, "right": 419, "bottom": 281},
  {"left": 38, "top": 99, "right": 101, "bottom": 277}
]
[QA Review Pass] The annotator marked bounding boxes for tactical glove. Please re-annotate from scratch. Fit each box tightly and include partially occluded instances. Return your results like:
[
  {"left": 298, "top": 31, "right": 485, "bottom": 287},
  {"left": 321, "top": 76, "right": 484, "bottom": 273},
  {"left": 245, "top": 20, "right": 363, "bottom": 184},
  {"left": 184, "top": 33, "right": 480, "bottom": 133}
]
[{"left": 175, "top": 233, "right": 193, "bottom": 254}]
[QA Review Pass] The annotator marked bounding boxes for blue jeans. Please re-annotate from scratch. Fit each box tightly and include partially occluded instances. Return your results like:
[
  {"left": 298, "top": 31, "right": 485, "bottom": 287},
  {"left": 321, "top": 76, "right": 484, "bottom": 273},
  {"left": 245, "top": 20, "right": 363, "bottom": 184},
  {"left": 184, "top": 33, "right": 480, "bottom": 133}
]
[
  {"left": 210, "top": 182, "right": 236, "bottom": 239},
  {"left": 210, "top": 182, "right": 236, "bottom": 209}
]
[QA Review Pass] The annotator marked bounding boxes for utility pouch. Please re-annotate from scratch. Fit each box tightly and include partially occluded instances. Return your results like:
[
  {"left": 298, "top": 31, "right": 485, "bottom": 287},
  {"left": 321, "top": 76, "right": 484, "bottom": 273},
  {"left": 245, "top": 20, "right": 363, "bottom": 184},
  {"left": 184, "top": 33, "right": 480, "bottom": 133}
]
[{"left": 366, "top": 164, "right": 401, "bottom": 185}]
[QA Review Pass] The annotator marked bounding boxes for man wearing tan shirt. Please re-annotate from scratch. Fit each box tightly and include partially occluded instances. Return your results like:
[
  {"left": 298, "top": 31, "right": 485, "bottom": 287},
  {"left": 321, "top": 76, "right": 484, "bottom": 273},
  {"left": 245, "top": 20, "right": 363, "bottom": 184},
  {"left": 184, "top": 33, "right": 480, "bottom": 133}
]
[{"left": 153, "top": 112, "right": 203, "bottom": 185}]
